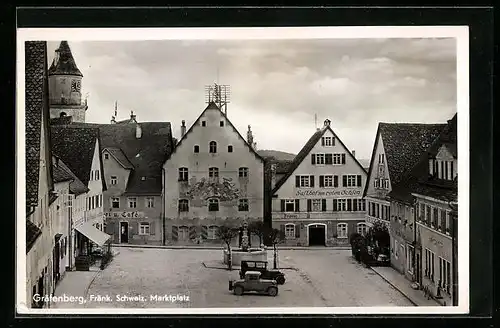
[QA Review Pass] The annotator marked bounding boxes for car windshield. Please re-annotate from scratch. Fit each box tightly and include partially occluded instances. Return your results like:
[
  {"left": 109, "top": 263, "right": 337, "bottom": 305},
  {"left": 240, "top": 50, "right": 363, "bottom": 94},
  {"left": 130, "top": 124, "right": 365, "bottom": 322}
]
[{"left": 256, "top": 263, "right": 266, "bottom": 268}]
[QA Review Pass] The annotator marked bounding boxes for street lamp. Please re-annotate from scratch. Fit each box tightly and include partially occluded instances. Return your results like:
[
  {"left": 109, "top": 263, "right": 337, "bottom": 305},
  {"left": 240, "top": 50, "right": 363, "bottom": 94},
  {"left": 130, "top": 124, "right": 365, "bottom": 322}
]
[{"left": 448, "top": 200, "right": 458, "bottom": 306}]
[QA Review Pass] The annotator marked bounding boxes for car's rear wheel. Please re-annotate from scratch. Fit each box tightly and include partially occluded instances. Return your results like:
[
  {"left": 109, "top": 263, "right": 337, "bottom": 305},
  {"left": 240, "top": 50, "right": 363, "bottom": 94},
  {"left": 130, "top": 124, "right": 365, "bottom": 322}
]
[
  {"left": 267, "top": 286, "right": 278, "bottom": 297},
  {"left": 233, "top": 286, "right": 244, "bottom": 296},
  {"left": 276, "top": 275, "right": 285, "bottom": 285}
]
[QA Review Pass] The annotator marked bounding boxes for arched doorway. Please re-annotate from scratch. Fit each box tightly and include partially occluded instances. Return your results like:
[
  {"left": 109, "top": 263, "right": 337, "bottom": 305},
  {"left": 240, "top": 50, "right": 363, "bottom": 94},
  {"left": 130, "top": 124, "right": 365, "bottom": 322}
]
[{"left": 307, "top": 223, "right": 327, "bottom": 246}]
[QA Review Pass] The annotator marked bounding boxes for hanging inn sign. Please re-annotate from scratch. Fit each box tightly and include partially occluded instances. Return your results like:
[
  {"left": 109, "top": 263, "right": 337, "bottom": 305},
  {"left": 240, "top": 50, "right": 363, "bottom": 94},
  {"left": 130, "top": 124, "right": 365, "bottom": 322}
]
[{"left": 105, "top": 211, "right": 144, "bottom": 219}]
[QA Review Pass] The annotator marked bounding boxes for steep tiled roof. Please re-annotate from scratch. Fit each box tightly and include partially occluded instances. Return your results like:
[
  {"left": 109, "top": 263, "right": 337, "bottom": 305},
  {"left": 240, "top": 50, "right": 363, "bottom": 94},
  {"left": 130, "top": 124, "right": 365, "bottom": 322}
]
[
  {"left": 52, "top": 155, "right": 89, "bottom": 195},
  {"left": 363, "top": 122, "right": 446, "bottom": 197},
  {"left": 389, "top": 114, "right": 457, "bottom": 203},
  {"left": 104, "top": 147, "right": 134, "bottom": 169},
  {"left": 58, "top": 122, "right": 173, "bottom": 194},
  {"left": 25, "top": 41, "right": 54, "bottom": 209},
  {"left": 166, "top": 102, "right": 264, "bottom": 165},
  {"left": 52, "top": 160, "right": 73, "bottom": 183},
  {"left": 50, "top": 116, "right": 73, "bottom": 126},
  {"left": 50, "top": 126, "right": 102, "bottom": 188},
  {"left": 48, "top": 41, "right": 83, "bottom": 77},
  {"left": 272, "top": 124, "right": 367, "bottom": 195},
  {"left": 26, "top": 220, "right": 42, "bottom": 253}
]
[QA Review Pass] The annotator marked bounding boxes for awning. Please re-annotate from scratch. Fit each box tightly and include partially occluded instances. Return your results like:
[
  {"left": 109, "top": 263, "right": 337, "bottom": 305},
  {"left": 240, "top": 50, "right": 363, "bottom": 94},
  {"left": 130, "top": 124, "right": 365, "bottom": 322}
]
[{"left": 75, "top": 221, "right": 111, "bottom": 247}]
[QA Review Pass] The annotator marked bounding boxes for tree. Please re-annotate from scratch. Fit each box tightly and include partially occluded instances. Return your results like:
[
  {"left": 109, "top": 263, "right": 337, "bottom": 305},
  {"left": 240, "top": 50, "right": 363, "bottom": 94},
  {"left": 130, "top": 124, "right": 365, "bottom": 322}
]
[
  {"left": 265, "top": 227, "right": 286, "bottom": 269},
  {"left": 248, "top": 220, "right": 266, "bottom": 246},
  {"left": 216, "top": 224, "right": 239, "bottom": 270}
]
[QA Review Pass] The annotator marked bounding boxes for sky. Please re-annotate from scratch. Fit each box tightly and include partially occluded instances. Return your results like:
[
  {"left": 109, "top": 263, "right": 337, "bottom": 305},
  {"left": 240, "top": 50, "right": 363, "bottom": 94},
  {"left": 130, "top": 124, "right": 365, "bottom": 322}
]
[{"left": 47, "top": 38, "right": 457, "bottom": 160}]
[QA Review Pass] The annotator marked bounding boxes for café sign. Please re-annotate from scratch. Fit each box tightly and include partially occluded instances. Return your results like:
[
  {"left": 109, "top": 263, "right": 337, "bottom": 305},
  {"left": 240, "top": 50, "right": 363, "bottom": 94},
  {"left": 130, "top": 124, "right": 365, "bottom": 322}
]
[
  {"left": 295, "top": 188, "right": 362, "bottom": 198},
  {"left": 105, "top": 211, "right": 144, "bottom": 219}
]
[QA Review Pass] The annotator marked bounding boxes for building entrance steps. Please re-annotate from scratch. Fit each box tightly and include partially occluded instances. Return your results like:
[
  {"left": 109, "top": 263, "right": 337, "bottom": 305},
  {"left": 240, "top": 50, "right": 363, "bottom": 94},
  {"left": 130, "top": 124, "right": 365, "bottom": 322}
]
[{"left": 370, "top": 266, "right": 442, "bottom": 306}]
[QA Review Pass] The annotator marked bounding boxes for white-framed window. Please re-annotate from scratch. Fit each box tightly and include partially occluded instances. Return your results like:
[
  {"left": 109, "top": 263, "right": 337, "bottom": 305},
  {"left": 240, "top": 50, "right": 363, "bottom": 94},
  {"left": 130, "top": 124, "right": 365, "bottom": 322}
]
[
  {"left": 322, "top": 136, "right": 333, "bottom": 146},
  {"left": 407, "top": 245, "right": 415, "bottom": 274},
  {"left": 357, "top": 222, "right": 368, "bottom": 235},
  {"left": 315, "top": 153, "right": 325, "bottom": 165},
  {"left": 208, "top": 198, "right": 219, "bottom": 212},
  {"left": 239, "top": 167, "right": 249, "bottom": 178},
  {"left": 378, "top": 153, "right": 385, "bottom": 164},
  {"left": 228, "top": 145, "right": 233, "bottom": 153},
  {"left": 425, "top": 248, "right": 435, "bottom": 282},
  {"left": 139, "top": 222, "right": 150, "bottom": 235},
  {"left": 374, "top": 179, "right": 379, "bottom": 188},
  {"left": 178, "top": 199, "right": 189, "bottom": 212},
  {"left": 346, "top": 175, "right": 357, "bottom": 187},
  {"left": 438, "top": 257, "right": 452, "bottom": 294},
  {"left": 332, "top": 153, "right": 345, "bottom": 164},
  {"left": 383, "top": 179, "right": 390, "bottom": 189},
  {"left": 104, "top": 153, "right": 109, "bottom": 160},
  {"left": 201, "top": 120, "right": 206, "bottom": 127},
  {"left": 312, "top": 199, "right": 322, "bottom": 212},
  {"left": 337, "top": 223, "right": 348, "bottom": 238},
  {"left": 128, "top": 197, "right": 137, "bottom": 208},
  {"left": 284, "top": 199, "right": 296, "bottom": 212},
  {"left": 96, "top": 170, "right": 100, "bottom": 180},
  {"left": 209, "top": 141, "right": 217, "bottom": 153},
  {"left": 285, "top": 224, "right": 295, "bottom": 238},
  {"left": 298, "top": 175, "right": 312, "bottom": 188},
  {"left": 194, "top": 145, "right": 200, "bottom": 153},
  {"left": 337, "top": 199, "right": 347, "bottom": 211},
  {"left": 323, "top": 175, "right": 333, "bottom": 187},
  {"left": 207, "top": 225, "right": 218, "bottom": 240},
  {"left": 146, "top": 197, "right": 154, "bottom": 208},
  {"left": 178, "top": 167, "right": 189, "bottom": 182},
  {"left": 238, "top": 199, "right": 249, "bottom": 211},
  {"left": 208, "top": 167, "right": 219, "bottom": 178},
  {"left": 110, "top": 176, "right": 117, "bottom": 185},
  {"left": 178, "top": 226, "right": 189, "bottom": 240}
]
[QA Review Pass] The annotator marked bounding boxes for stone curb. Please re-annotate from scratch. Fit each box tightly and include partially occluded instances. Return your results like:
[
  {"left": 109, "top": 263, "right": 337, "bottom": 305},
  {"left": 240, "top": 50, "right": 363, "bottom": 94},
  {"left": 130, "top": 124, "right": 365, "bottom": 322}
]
[
  {"left": 369, "top": 268, "right": 440, "bottom": 307},
  {"left": 111, "top": 244, "right": 351, "bottom": 251}
]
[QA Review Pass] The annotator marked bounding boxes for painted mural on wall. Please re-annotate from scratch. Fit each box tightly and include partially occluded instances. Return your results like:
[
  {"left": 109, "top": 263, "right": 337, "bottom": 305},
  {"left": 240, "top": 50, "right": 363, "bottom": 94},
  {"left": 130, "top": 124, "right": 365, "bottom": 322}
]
[{"left": 185, "top": 177, "right": 240, "bottom": 202}]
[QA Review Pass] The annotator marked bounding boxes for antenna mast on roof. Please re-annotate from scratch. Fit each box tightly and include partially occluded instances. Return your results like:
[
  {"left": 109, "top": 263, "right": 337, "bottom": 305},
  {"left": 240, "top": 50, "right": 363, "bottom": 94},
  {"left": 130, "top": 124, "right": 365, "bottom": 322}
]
[{"left": 204, "top": 83, "right": 231, "bottom": 116}]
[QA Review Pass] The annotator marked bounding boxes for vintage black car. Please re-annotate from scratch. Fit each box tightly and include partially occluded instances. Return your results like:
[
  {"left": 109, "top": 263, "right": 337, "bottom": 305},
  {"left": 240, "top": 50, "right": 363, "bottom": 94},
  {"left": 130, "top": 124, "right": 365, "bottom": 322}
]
[
  {"left": 239, "top": 260, "right": 286, "bottom": 284},
  {"left": 229, "top": 271, "right": 278, "bottom": 296}
]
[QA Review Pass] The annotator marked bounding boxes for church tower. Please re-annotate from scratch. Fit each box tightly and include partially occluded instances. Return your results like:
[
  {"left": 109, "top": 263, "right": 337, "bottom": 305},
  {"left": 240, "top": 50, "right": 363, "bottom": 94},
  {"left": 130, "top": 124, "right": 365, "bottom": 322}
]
[{"left": 48, "top": 41, "right": 88, "bottom": 122}]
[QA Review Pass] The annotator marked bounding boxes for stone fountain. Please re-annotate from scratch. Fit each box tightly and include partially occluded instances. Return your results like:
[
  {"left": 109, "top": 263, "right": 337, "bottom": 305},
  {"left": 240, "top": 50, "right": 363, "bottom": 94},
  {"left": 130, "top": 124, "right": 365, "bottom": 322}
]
[{"left": 223, "top": 221, "right": 267, "bottom": 267}]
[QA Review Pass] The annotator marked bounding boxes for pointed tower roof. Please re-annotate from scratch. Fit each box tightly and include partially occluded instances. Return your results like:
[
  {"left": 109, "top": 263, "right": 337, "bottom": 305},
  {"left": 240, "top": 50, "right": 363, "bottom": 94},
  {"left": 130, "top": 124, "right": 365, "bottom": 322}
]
[{"left": 48, "top": 41, "right": 83, "bottom": 77}]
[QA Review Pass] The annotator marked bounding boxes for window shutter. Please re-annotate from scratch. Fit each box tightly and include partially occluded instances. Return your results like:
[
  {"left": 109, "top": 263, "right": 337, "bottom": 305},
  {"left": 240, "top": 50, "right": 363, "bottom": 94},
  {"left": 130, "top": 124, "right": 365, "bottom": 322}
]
[
  {"left": 357, "top": 175, "right": 362, "bottom": 187},
  {"left": 325, "top": 154, "right": 333, "bottom": 165},
  {"left": 295, "top": 199, "right": 300, "bottom": 212},
  {"left": 295, "top": 176, "right": 300, "bottom": 187},
  {"left": 281, "top": 200, "right": 285, "bottom": 212},
  {"left": 130, "top": 221, "right": 138, "bottom": 235},
  {"left": 322, "top": 199, "right": 327, "bottom": 211},
  {"left": 334, "top": 175, "right": 339, "bottom": 187},
  {"left": 341, "top": 153, "right": 346, "bottom": 164},
  {"left": 332, "top": 137, "right": 336, "bottom": 146},
  {"left": 347, "top": 199, "right": 352, "bottom": 211},
  {"left": 321, "top": 137, "right": 325, "bottom": 146},
  {"left": 189, "top": 226, "right": 197, "bottom": 239},
  {"left": 353, "top": 199, "right": 358, "bottom": 211},
  {"left": 307, "top": 199, "right": 312, "bottom": 212},
  {"left": 333, "top": 199, "right": 338, "bottom": 212},
  {"left": 150, "top": 221, "right": 155, "bottom": 235},
  {"left": 201, "top": 225, "right": 208, "bottom": 239},
  {"left": 310, "top": 175, "right": 314, "bottom": 187},
  {"left": 171, "top": 226, "right": 178, "bottom": 241},
  {"left": 342, "top": 175, "right": 347, "bottom": 187},
  {"left": 319, "top": 176, "right": 325, "bottom": 187},
  {"left": 311, "top": 154, "right": 316, "bottom": 165},
  {"left": 295, "top": 225, "right": 300, "bottom": 238}
]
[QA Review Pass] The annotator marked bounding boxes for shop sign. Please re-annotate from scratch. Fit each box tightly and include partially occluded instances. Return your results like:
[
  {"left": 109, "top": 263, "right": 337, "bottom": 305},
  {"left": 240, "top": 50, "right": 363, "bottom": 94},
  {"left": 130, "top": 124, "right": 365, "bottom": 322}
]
[
  {"left": 295, "top": 188, "right": 362, "bottom": 198},
  {"left": 105, "top": 211, "right": 144, "bottom": 219}
]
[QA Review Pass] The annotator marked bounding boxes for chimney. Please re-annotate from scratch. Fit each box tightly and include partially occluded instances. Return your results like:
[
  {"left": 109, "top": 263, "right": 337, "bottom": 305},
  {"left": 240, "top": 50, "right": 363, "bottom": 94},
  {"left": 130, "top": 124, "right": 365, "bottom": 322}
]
[
  {"left": 136, "top": 123, "right": 142, "bottom": 139},
  {"left": 181, "top": 120, "right": 186, "bottom": 137},
  {"left": 111, "top": 116, "right": 116, "bottom": 124},
  {"left": 247, "top": 125, "right": 254, "bottom": 148},
  {"left": 352, "top": 150, "right": 356, "bottom": 158}
]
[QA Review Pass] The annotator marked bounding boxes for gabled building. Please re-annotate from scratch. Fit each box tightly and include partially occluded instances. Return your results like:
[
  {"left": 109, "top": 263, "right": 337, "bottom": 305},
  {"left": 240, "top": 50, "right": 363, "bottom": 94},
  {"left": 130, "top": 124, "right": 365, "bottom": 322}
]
[
  {"left": 25, "top": 41, "right": 57, "bottom": 308},
  {"left": 271, "top": 119, "right": 368, "bottom": 246},
  {"left": 50, "top": 125, "right": 109, "bottom": 268},
  {"left": 51, "top": 113, "right": 175, "bottom": 246},
  {"left": 163, "top": 102, "right": 265, "bottom": 245},
  {"left": 363, "top": 122, "right": 445, "bottom": 234},
  {"left": 388, "top": 114, "right": 457, "bottom": 305}
]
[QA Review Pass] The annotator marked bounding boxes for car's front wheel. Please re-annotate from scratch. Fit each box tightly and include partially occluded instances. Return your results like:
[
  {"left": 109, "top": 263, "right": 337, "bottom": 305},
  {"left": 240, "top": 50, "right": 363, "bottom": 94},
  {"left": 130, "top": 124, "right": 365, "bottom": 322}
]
[
  {"left": 276, "top": 275, "right": 285, "bottom": 285},
  {"left": 233, "top": 286, "right": 244, "bottom": 296},
  {"left": 267, "top": 286, "right": 278, "bottom": 297}
]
